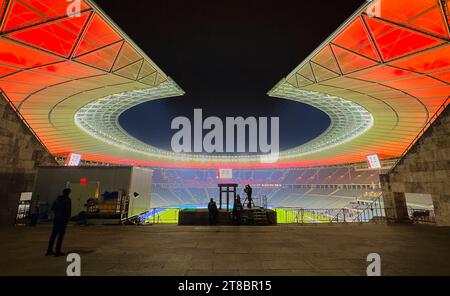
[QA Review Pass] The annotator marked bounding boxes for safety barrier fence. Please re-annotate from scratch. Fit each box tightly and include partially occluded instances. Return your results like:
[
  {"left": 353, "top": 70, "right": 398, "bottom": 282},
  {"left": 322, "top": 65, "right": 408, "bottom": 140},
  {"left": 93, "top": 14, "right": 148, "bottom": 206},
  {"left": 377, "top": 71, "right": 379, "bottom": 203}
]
[{"left": 134, "top": 195, "right": 391, "bottom": 224}]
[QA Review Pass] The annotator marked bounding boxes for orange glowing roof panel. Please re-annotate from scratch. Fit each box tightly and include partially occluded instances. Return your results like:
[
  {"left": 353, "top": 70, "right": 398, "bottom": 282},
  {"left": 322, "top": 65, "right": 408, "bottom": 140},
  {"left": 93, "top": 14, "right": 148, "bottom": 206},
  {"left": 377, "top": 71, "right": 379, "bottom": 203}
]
[{"left": 0, "top": 0, "right": 449, "bottom": 169}]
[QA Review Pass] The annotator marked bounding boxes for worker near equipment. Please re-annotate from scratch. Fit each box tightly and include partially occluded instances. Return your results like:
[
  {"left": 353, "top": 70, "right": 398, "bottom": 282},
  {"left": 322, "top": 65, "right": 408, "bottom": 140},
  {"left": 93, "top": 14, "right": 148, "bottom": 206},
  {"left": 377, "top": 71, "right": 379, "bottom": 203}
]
[{"left": 46, "top": 188, "right": 72, "bottom": 257}]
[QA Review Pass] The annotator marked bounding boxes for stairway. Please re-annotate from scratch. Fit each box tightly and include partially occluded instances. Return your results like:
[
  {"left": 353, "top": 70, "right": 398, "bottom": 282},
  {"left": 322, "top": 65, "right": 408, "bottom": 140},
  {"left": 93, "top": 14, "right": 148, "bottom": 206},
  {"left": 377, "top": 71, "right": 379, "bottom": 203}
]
[{"left": 250, "top": 208, "right": 270, "bottom": 225}]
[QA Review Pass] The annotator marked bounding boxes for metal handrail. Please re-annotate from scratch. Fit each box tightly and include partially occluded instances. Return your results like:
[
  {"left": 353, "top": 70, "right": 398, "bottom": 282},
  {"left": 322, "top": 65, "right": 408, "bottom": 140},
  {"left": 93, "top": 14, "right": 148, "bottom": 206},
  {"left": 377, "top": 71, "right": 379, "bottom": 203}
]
[
  {"left": 327, "top": 192, "right": 383, "bottom": 223},
  {"left": 353, "top": 194, "right": 384, "bottom": 223},
  {"left": 387, "top": 96, "right": 450, "bottom": 175}
]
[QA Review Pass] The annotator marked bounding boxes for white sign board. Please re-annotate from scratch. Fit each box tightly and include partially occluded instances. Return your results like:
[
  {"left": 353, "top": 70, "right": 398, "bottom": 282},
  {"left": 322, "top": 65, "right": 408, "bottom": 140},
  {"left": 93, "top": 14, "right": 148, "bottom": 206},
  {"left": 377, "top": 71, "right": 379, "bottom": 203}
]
[
  {"left": 367, "top": 154, "right": 382, "bottom": 169},
  {"left": 218, "top": 169, "right": 233, "bottom": 179},
  {"left": 366, "top": 0, "right": 381, "bottom": 18},
  {"left": 20, "top": 192, "right": 32, "bottom": 201},
  {"left": 66, "top": 153, "right": 82, "bottom": 166}
]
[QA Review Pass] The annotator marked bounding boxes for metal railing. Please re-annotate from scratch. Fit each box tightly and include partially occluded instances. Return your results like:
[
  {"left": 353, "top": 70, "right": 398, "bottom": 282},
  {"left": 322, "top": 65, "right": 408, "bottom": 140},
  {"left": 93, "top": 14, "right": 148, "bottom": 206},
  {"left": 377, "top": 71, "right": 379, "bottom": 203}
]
[
  {"left": 129, "top": 200, "right": 438, "bottom": 225},
  {"left": 275, "top": 208, "right": 343, "bottom": 224},
  {"left": 132, "top": 201, "right": 389, "bottom": 225},
  {"left": 137, "top": 207, "right": 346, "bottom": 225},
  {"left": 408, "top": 208, "right": 436, "bottom": 224},
  {"left": 242, "top": 195, "right": 268, "bottom": 209},
  {"left": 137, "top": 207, "right": 181, "bottom": 224},
  {"left": 352, "top": 195, "right": 386, "bottom": 223}
]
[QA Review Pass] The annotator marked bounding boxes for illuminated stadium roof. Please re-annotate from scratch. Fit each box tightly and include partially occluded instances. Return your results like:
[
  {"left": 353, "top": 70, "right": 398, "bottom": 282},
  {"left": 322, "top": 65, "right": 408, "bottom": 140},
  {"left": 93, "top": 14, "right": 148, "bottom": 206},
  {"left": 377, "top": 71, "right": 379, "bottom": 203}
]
[{"left": 0, "top": 0, "right": 449, "bottom": 168}]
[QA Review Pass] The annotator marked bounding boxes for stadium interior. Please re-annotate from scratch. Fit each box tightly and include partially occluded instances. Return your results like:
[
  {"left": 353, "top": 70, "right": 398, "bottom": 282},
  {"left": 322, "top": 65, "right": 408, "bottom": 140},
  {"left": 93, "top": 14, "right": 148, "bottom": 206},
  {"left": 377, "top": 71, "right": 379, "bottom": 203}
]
[
  {"left": 0, "top": 0, "right": 449, "bottom": 276},
  {"left": 151, "top": 167, "right": 384, "bottom": 208}
]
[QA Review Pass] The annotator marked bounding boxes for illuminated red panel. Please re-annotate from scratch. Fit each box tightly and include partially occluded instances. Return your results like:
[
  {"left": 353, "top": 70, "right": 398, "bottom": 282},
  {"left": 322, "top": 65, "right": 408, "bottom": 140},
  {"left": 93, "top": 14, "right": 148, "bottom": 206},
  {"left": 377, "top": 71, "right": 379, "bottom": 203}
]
[
  {"left": 372, "top": 0, "right": 448, "bottom": 38},
  {"left": 0, "top": 0, "right": 7, "bottom": 25},
  {"left": 0, "top": 80, "right": 47, "bottom": 105},
  {"left": 330, "top": 44, "right": 378, "bottom": 74},
  {"left": 406, "top": 85, "right": 450, "bottom": 98},
  {"left": 1, "top": 70, "right": 70, "bottom": 88},
  {"left": 1, "top": 92, "right": 29, "bottom": 105},
  {"left": 33, "top": 61, "right": 104, "bottom": 79},
  {"left": 431, "top": 69, "right": 450, "bottom": 83},
  {"left": 421, "top": 97, "right": 448, "bottom": 114},
  {"left": 2, "top": 0, "right": 91, "bottom": 32},
  {"left": 74, "top": 13, "right": 122, "bottom": 57},
  {"left": 389, "top": 45, "right": 450, "bottom": 73},
  {"left": 75, "top": 41, "right": 123, "bottom": 71},
  {"left": 332, "top": 17, "right": 380, "bottom": 61},
  {"left": 0, "top": 80, "right": 39, "bottom": 92},
  {"left": 381, "top": 75, "right": 446, "bottom": 91},
  {"left": 0, "top": 65, "right": 19, "bottom": 78},
  {"left": 406, "top": 6, "right": 448, "bottom": 38},
  {"left": 348, "top": 65, "right": 414, "bottom": 83},
  {"left": 0, "top": 38, "right": 63, "bottom": 69},
  {"left": 364, "top": 16, "right": 445, "bottom": 61},
  {"left": 311, "top": 45, "right": 340, "bottom": 73},
  {"left": 6, "top": 12, "right": 90, "bottom": 57},
  {"left": 112, "top": 42, "right": 142, "bottom": 71},
  {"left": 447, "top": 2, "right": 450, "bottom": 29}
]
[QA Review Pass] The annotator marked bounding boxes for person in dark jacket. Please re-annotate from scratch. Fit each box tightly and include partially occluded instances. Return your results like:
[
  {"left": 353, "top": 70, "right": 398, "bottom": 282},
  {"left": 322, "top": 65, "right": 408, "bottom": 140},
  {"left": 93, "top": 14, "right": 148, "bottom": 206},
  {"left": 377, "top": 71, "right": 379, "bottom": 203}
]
[
  {"left": 46, "top": 188, "right": 72, "bottom": 256},
  {"left": 232, "top": 195, "right": 243, "bottom": 226},
  {"left": 208, "top": 198, "right": 219, "bottom": 225},
  {"left": 244, "top": 184, "right": 253, "bottom": 208}
]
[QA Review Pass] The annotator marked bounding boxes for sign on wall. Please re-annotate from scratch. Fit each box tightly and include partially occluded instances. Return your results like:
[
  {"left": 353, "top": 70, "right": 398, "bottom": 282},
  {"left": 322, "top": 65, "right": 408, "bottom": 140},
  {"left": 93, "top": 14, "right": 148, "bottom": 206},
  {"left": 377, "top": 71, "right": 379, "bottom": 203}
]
[
  {"left": 218, "top": 169, "right": 233, "bottom": 179},
  {"left": 66, "top": 153, "right": 82, "bottom": 167},
  {"left": 367, "top": 154, "right": 382, "bottom": 169}
]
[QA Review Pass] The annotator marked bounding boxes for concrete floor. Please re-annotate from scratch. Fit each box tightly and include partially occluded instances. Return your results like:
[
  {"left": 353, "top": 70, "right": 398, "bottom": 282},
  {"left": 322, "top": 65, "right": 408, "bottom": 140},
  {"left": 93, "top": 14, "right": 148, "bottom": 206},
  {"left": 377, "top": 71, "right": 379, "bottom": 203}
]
[{"left": 0, "top": 224, "right": 449, "bottom": 276}]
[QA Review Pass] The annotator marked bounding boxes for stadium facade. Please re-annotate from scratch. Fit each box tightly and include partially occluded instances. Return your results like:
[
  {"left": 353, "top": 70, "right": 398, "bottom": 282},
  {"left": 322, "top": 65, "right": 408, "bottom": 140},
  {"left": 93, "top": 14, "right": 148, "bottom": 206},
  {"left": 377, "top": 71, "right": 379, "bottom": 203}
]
[{"left": 0, "top": 0, "right": 449, "bottom": 168}]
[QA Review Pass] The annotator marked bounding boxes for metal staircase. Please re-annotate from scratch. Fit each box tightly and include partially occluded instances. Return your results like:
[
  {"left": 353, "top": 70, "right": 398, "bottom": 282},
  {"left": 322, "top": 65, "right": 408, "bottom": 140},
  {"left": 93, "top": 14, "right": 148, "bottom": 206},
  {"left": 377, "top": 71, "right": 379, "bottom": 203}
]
[{"left": 252, "top": 208, "right": 270, "bottom": 225}]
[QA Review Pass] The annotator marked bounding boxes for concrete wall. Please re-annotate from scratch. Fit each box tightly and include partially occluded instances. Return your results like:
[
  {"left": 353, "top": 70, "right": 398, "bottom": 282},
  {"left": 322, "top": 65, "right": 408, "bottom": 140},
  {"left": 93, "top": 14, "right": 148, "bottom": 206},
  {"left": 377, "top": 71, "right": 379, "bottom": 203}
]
[
  {"left": 381, "top": 103, "right": 450, "bottom": 226},
  {"left": 0, "top": 94, "right": 57, "bottom": 225}
]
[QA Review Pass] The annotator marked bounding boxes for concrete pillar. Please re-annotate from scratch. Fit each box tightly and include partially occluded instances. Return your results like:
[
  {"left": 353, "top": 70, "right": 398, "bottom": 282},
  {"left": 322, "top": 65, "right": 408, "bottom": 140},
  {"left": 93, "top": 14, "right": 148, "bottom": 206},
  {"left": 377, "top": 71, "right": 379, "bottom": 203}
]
[
  {"left": 382, "top": 190, "right": 396, "bottom": 220},
  {"left": 432, "top": 194, "right": 450, "bottom": 226},
  {"left": 392, "top": 192, "right": 409, "bottom": 222}
]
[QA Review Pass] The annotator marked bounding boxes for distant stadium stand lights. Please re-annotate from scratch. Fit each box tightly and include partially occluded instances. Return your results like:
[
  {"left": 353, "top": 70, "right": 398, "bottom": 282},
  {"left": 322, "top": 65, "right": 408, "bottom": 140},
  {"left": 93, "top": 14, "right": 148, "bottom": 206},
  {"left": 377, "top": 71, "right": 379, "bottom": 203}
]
[{"left": 170, "top": 109, "right": 280, "bottom": 163}]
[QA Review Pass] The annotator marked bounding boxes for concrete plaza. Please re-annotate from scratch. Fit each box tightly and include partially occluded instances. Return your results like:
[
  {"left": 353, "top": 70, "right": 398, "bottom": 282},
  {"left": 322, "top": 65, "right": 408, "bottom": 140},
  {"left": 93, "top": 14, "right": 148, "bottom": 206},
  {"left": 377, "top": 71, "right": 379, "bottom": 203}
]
[{"left": 0, "top": 224, "right": 449, "bottom": 276}]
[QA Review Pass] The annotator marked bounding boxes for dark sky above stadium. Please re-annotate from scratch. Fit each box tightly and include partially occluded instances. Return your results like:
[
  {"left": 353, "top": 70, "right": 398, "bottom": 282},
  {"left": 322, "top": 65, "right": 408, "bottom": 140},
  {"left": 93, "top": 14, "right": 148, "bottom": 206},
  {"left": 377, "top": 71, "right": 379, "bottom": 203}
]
[{"left": 95, "top": 0, "right": 364, "bottom": 153}]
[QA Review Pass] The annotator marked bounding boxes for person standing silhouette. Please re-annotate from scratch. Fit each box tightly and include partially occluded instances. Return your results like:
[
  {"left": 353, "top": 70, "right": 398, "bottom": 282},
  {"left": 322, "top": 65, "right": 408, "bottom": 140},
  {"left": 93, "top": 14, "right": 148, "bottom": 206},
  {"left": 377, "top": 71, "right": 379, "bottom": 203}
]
[
  {"left": 232, "top": 195, "right": 243, "bottom": 226},
  {"left": 46, "top": 188, "right": 72, "bottom": 257},
  {"left": 208, "top": 198, "right": 219, "bottom": 225},
  {"left": 244, "top": 184, "right": 253, "bottom": 208}
]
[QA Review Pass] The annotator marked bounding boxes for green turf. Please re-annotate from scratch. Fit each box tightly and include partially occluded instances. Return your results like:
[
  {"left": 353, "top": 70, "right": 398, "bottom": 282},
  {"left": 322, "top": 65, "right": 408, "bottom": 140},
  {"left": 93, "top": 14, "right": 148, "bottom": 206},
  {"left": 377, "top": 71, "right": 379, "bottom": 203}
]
[
  {"left": 275, "top": 208, "right": 335, "bottom": 224},
  {"left": 145, "top": 209, "right": 179, "bottom": 224}
]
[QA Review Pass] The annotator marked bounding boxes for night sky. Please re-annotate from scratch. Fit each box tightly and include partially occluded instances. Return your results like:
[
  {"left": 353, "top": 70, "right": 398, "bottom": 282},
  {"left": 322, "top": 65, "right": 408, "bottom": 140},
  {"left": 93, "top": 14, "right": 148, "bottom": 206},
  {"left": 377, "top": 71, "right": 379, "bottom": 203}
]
[{"left": 95, "top": 0, "right": 364, "bottom": 154}]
